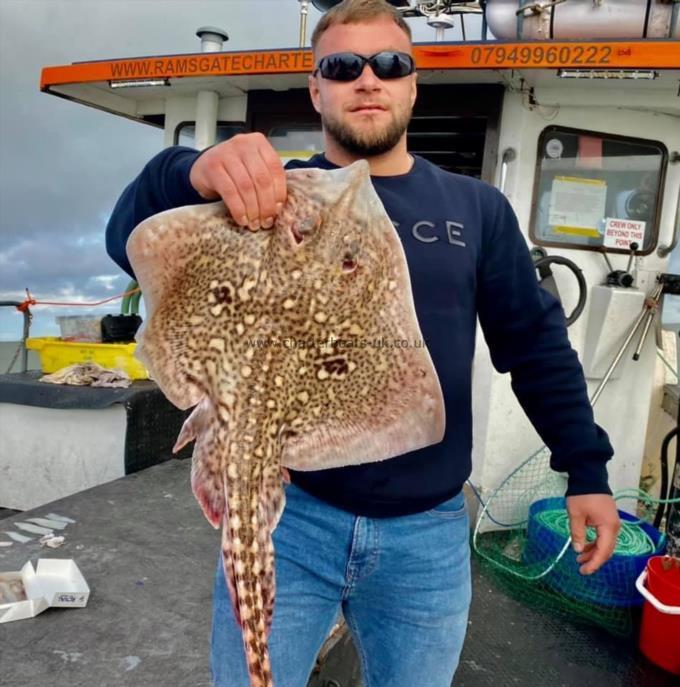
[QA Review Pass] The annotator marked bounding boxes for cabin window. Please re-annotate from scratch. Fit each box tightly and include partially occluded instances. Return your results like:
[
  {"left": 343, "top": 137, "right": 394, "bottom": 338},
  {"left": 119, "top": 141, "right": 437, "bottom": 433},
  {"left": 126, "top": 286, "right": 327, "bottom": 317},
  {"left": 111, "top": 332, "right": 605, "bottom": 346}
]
[
  {"left": 530, "top": 126, "right": 667, "bottom": 256},
  {"left": 174, "top": 122, "right": 246, "bottom": 148},
  {"left": 267, "top": 126, "right": 324, "bottom": 164}
]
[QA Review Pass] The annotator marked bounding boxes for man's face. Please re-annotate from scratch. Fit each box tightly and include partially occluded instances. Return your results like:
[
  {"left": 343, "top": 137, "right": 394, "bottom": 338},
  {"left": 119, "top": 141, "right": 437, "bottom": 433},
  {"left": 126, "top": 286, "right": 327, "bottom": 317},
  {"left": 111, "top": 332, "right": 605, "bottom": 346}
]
[{"left": 309, "top": 18, "right": 417, "bottom": 157}]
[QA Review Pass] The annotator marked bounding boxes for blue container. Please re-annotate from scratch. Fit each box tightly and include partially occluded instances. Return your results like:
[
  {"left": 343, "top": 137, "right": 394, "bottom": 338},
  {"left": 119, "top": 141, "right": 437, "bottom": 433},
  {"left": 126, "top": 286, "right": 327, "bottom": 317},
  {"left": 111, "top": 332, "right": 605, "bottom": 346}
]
[{"left": 522, "top": 497, "right": 666, "bottom": 607}]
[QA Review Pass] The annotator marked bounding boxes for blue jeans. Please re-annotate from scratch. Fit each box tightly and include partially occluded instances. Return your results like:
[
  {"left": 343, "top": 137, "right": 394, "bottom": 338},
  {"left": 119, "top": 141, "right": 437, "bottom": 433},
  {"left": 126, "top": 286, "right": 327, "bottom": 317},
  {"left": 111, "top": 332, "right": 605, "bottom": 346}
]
[{"left": 210, "top": 482, "right": 471, "bottom": 687}]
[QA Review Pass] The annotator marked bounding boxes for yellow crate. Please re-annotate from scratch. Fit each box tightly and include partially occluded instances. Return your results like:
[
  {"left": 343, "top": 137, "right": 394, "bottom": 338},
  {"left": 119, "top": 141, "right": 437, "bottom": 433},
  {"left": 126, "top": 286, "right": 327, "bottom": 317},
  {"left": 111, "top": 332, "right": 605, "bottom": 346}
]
[{"left": 26, "top": 337, "right": 149, "bottom": 380}]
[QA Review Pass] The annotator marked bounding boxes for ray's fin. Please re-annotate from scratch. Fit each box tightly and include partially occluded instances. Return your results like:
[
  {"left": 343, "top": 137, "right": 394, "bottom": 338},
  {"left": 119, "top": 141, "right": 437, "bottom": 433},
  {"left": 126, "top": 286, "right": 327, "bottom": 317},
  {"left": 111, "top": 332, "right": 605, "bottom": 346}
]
[
  {"left": 281, "top": 362, "right": 444, "bottom": 473},
  {"left": 174, "top": 397, "right": 225, "bottom": 528}
]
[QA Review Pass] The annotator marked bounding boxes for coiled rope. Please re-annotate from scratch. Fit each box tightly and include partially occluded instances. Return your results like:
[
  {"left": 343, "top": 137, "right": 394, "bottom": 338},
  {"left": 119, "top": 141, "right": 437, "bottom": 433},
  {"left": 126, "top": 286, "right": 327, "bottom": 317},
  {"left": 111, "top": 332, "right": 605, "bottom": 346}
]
[{"left": 533, "top": 508, "right": 658, "bottom": 557}]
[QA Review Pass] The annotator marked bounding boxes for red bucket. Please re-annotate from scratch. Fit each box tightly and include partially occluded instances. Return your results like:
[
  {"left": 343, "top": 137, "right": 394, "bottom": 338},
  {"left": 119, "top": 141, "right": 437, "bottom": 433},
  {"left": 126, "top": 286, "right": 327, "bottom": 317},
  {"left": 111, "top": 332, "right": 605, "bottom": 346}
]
[{"left": 636, "top": 556, "right": 680, "bottom": 675}]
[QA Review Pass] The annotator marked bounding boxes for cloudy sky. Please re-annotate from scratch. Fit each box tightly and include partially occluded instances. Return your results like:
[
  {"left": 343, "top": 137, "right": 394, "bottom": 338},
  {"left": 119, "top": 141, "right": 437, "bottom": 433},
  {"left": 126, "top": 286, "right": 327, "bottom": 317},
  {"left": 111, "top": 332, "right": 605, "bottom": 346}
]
[
  {"left": 0, "top": 0, "right": 465, "bottom": 342},
  {"left": 0, "top": 0, "right": 678, "bottom": 343}
]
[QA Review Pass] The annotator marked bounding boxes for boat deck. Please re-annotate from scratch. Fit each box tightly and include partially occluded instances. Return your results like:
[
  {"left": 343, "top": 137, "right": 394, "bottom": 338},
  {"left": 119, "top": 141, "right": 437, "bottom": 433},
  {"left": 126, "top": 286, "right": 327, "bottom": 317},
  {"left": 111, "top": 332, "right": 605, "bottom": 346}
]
[{"left": 0, "top": 459, "right": 674, "bottom": 687}]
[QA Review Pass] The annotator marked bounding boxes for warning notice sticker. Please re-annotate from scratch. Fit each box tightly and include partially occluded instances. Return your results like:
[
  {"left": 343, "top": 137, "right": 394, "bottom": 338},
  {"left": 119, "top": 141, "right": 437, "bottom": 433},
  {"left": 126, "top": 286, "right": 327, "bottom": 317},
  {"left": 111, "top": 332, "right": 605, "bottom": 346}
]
[
  {"left": 603, "top": 218, "right": 646, "bottom": 250},
  {"left": 548, "top": 176, "right": 607, "bottom": 233}
]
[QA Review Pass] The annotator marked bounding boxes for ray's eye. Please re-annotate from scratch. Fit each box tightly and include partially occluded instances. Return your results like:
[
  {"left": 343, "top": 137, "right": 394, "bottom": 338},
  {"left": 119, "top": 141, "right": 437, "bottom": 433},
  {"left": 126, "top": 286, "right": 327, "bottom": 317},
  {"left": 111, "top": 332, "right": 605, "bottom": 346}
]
[{"left": 291, "top": 217, "right": 317, "bottom": 244}]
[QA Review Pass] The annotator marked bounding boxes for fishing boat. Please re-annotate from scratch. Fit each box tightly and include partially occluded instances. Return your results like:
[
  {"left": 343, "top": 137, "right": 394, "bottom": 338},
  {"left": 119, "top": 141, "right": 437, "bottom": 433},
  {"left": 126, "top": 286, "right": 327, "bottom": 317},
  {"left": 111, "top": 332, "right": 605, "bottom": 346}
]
[{"left": 1, "top": 1, "right": 679, "bottom": 685}]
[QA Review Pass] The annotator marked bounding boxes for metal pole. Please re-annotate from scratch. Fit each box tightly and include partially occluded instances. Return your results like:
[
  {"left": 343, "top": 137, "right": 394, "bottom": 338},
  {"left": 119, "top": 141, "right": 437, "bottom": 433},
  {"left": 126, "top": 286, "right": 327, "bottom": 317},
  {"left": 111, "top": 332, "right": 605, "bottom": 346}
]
[
  {"left": 0, "top": 301, "right": 31, "bottom": 373},
  {"left": 299, "top": 0, "right": 309, "bottom": 49},
  {"left": 21, "top": 307, "right": 29, "bottom": 372},
  {"left": 499, "top": 148, "right": 516, "bottom": 195},
  {"left": 632, "top": 299, "right": 658, "bottom": 361},
  {"left": 589, "top": 284, "right": 663, "bottom": 407}
]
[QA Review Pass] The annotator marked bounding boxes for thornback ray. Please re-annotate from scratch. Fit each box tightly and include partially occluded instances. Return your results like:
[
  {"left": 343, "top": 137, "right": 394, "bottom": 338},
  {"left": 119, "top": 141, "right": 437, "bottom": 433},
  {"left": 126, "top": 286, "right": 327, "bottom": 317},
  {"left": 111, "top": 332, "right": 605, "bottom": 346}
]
[{"left": 126, "top": 159, "right": 445, "bottom": 687}]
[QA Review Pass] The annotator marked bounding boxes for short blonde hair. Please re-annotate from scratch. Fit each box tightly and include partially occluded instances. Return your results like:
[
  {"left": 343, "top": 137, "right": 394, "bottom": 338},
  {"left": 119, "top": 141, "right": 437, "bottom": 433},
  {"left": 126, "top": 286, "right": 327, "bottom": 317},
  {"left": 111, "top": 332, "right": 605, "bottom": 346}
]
[{"left": 311, "top": 0, "right": 412, "bottom": 55}]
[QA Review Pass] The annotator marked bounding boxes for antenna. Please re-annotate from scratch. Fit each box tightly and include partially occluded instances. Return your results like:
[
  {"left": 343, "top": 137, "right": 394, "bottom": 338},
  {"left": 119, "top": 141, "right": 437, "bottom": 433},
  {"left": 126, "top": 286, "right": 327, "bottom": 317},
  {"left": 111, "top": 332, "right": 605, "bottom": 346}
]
[
  {"left": 419, "top": 2, "right": 482, "bottom": 41},
  {"left": 425, "top": 10, "right": 456, "bottom": 42}
]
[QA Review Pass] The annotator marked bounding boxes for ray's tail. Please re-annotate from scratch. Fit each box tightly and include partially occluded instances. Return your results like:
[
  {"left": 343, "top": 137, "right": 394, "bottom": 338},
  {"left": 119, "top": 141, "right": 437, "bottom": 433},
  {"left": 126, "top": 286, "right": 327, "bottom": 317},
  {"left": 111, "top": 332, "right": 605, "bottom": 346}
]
[
  {"left": 177, "top": 399, "right": 285, "bottom": 686},
  {"left": 222, "top": 473, "right": 282, "bottom": 687}
]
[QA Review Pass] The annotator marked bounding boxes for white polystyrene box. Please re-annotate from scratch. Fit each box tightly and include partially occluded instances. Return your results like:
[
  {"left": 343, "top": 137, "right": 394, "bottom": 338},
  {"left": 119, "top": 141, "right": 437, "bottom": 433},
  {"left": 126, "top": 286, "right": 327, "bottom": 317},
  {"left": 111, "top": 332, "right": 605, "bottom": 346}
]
[{"left": 0, "top": 558, "right": 90, "bottom": 623}]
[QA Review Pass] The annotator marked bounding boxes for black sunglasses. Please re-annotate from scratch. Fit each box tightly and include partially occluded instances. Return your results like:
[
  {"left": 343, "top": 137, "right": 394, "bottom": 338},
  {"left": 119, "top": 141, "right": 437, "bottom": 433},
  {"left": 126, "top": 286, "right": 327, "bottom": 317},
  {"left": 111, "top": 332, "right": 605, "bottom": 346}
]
[{"left": 313, "top": 51, "right": 415, "bottom": 82}]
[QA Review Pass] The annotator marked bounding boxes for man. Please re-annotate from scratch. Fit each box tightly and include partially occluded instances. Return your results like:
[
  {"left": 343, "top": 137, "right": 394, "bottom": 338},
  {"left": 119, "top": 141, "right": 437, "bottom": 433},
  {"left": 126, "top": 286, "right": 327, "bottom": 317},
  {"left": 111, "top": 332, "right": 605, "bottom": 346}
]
[{"left": 105, "top": 1, "right": 621, "bottom": 685}]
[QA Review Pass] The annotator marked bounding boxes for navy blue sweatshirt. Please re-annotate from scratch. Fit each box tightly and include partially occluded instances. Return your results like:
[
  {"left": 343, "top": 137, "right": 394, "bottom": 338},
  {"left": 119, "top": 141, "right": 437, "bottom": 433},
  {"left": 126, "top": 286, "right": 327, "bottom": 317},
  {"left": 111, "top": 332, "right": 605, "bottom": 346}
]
[{"left": 105, "top": 146, "right": 613, "bottom": 517}]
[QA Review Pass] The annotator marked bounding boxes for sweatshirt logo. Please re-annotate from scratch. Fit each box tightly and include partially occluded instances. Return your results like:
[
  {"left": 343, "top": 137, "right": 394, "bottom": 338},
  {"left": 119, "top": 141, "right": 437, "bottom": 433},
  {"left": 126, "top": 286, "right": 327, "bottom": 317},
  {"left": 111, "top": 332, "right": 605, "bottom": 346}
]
[{"left": 392, "top": 220, "right": 466, "bottom": 247}]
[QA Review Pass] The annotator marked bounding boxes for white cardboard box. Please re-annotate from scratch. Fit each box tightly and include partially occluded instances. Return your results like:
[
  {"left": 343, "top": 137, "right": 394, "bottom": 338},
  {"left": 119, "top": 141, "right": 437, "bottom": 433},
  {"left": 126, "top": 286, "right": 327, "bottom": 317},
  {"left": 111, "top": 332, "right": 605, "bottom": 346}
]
[{"left": 0, "top": 558, "right": 90, "bottom": 623}]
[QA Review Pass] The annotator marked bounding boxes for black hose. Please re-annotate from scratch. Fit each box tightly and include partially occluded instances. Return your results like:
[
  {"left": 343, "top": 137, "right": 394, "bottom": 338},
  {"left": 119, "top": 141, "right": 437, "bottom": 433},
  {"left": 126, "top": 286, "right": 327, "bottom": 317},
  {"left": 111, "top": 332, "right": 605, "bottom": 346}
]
[
  {"left": 480, "top": 0, "right": 488, "bottom": 42},
  {"left": 665, "top": 376, "right": 680, "bottom": 543},
  {"left": 533, "top": 255, "right": 588, "bottom": 326},
  {"left": 654, "top": 425, "right": 677, "bottom": 529},
  {"left": 667, "top": 466, "right": 679, "bottom": 528},
  {"left": 666, "top": 449, "right": 680, "bottom": 557},
  {"left": 643, "top": 0, "right": 652, "bottom": 38},
  {"left": 549, "top": 2, "right": 556, "bottom": 40}
]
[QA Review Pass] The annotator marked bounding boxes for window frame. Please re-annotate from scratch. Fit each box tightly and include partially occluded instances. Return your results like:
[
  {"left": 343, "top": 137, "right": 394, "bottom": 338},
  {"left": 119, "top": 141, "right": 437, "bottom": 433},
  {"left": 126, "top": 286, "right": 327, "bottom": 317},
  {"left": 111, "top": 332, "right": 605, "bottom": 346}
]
[
  {"left": 529, "top": 125, "right": 668, "bottom": 257},
  {"left": 173, "top": 121, "right": 247, "bottom": 147}
]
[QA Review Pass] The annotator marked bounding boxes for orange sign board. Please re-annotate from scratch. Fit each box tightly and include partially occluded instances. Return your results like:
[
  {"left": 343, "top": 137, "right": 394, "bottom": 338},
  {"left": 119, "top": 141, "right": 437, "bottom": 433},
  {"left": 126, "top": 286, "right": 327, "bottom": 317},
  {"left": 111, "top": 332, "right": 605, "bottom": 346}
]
[
  {"left": 416, "top": 41, "right": 680, "bottom": 70},
  {"left": 41, "top": 50, "right": 316, "bottom": 88},
  {"left": 40, "top": 41, "right": 680, "bottom": 89}
]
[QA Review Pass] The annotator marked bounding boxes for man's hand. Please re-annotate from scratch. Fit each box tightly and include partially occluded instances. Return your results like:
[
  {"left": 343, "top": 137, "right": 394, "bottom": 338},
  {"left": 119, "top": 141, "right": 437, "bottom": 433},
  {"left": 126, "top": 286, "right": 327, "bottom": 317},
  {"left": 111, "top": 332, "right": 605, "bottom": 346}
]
[
  {"left": 189, "top": 132, "right": 286, "bottom": 231},
  {"left": 566, "top": 494, "right": 621, "bottom": 575}
]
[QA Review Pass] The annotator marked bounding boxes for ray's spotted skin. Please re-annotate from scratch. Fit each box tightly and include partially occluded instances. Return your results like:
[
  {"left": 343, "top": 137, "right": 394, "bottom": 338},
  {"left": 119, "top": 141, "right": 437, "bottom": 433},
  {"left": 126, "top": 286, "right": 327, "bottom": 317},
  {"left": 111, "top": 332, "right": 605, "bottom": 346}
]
[{"left": 126, "top": 160, "right": 445, "bottom": 687}]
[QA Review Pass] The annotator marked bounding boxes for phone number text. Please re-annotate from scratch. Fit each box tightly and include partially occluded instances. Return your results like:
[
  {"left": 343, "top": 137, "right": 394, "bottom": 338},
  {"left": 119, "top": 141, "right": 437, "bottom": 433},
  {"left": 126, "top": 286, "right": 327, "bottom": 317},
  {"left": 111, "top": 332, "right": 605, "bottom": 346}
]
[{"left": 470, "top": 45, "right": 613, "bottom": 67}]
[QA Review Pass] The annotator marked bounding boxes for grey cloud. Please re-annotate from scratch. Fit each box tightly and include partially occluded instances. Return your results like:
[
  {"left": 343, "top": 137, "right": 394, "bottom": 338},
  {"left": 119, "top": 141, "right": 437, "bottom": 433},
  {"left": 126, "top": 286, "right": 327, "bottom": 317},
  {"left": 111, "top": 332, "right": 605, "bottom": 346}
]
[
  {"left": 1, "top": 235, "right": 122, "bottom": 288},
  {"left": 0, "top": 232, "right": 131, "bottom": 341}
]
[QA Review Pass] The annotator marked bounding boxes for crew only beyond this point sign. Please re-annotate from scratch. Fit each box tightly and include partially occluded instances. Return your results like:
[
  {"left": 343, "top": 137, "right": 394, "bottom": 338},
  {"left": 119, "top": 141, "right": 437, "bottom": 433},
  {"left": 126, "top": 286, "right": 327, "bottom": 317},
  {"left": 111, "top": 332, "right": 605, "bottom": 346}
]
[{"left": 603, "top": 218, "right": 647, "bottom": 250}]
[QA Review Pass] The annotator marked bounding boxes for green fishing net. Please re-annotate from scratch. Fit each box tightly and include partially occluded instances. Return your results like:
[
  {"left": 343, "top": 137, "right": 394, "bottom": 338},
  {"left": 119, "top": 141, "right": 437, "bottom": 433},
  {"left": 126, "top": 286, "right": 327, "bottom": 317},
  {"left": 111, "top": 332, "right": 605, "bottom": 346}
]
[{"left": 471, "top": 445, "right": 672, "bottom": 637}]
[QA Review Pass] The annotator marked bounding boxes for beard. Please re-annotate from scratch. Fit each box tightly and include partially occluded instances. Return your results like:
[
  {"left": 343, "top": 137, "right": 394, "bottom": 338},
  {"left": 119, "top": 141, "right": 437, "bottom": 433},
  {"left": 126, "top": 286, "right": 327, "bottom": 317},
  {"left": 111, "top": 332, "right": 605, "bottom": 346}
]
[{"left": 321, "top": 105, "right": 412, "bottom": 157}]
